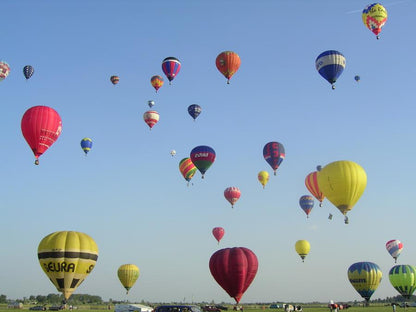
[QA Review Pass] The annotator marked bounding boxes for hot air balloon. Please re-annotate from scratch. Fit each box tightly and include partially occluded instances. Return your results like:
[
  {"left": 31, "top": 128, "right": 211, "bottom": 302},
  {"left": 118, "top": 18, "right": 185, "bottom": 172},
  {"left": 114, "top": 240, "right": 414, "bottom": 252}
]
[
  {"left": 305, "top": 171, "right": 325, "bottom": 207},
  {"left": 150, "top": 75, "right": 164, "bottom": 92},
  {"left": 386, "top": 240, "right": 403, "bottom": 263},
  {"left": 348, "top": 262, "right": 382, "bottom": 305},
  {"left": 23, "top": 65, "right": 34, "bottom": 80},
  {"left": 315, "top": 50, "right": 346, "bottom": 89},
  {"left": 162, "top": 57, "right": 181, "bottom": 84},
  {"left": 295, "top": 240, "right": 310, "bottom": 262},
  {"left": 179, "top": 157, "right": 197, "bottom": 186},
  {"left": 299, "top": 195, "right": 314, "bottom": 218},
  {"left": 188, "top": 104, "right": 202, "bottom": 121},
  {"left": 143, "top": 110, "right": 159, "bottom": 130},
  {"left": 362, "top": 3, "right": 387, "bottom": 39},
  {"left": 21, "top": 106, "right": 62, "bottom": 165},
  {"left": 80, "top": 138, "right": 93, "bottom": 156},
  {"left": 209, "top": 247, "right": 258, "bottom": 304},
  {"left": 148, "top": 100, "right": 155, "bottom": 108},
  {"left": 317, "top": 160, "right": 367, "bottom": 224},
  {"left": 263, "top": 142, "right": 285, "bottom": 175},
  {"left": 110, "top": 75, "right": 119, "bottom": 85},
  {"left": 117, "top": 264, "right": 140, "bottom": 294},
  {"left": 389, "top": 265, "right": 416, "bottom": 300},
  {"left": 170, "top": 150, "right": 176, "bottom": 157},
  {"left": 216, "top": 51, "right": 241, "bottom": 84},
  {"left": 224, "top": 187, "right": 241, "bottom": 208},
  {"left": 37, "top": 231, "right": 98, "bottom": 301},
  {"left": 258, "top": 171, "right": 269, "bottom": 189},
  {"left": 190, "top": 145, "right": 216, "bottom": 178},
  {"left": 212, "top": 227, "right": 225, "bottom": 244},
  {"left": 355, "top": 75, "right": 360, "bottom": 82},
  {"left": 0, "top": 61, "right": 10, "bottom": 81}
]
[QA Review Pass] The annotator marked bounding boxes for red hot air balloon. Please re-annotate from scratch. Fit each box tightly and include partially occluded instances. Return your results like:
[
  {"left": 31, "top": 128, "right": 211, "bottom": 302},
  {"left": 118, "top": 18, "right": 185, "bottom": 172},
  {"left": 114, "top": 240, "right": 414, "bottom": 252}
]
[
  {"left": 216, "top": 51, "right": 241, "bottom": 84},
  {"left": 224, "top": 187, "right": 241, "bottom": 208},
  {"left": 21, "top": 106, "right": 62, "bottom": 165},
  {"left": 305, "top": 171, "right": 325, "bottom": 207},
  {"left": 209, "top": 247, "right": 258, "bottom": 304},
  {"left": 212, "top": 227, "right": 225, "bottom": 244},
  {"left": 162, "top": 57, "right": 181, "bottom": 84},
  {"left": 143, "top": 110, "right": 159, "bottom": 130}
]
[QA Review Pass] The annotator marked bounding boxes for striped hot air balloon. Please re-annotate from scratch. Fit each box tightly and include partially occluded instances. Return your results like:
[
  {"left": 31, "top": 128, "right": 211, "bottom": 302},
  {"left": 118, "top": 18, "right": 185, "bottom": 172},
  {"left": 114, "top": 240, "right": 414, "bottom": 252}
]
[
  {"left": 305, "top": 171, "right": 325, "bottom": 206},
  {"left": 143, "top": 110, "right": 159, "bottom": 130},
  {"left": 348, "top": 262, "right": 382, "bottom": 303},
  {"left": 179, "top": 158, "right": 197, "bottom": 186},
  {"left": 315, "top": 50, "right": 346, "bottom": 89},
  {"left": 162, "top": 57, "right": 181, "bottom": 84}
]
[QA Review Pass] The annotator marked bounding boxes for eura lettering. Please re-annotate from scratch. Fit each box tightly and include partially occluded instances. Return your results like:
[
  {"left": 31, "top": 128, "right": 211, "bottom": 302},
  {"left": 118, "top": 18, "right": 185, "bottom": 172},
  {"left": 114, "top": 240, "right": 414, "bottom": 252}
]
[
  {"left": 43, "top": 262, "right": 76, "bottom": 272},
  {"left": 194, "top": 153, "right": 208, "bottom": 158}
]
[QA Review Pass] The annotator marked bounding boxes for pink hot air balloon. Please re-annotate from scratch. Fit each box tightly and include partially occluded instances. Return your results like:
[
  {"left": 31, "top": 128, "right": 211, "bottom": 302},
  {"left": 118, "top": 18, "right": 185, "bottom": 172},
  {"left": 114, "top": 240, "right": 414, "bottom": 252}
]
[
  {"left": 212, "top": 227, "right": 225, "bottom": 244},
  {"left": 224, "top": 187, "right": 241, "bottom": 208},
  {"left": 386, "top": 239, "right": 403, "bottom": 263},
  {"left": 209, "top": 247, "right": 258, "bottom": 304}
]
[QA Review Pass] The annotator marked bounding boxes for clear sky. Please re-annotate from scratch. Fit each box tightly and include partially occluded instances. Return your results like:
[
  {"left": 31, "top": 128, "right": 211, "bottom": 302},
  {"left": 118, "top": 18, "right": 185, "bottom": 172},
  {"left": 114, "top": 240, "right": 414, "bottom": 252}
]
[{"left": 1, "top": 0, "right": 415, "bottom": 305}]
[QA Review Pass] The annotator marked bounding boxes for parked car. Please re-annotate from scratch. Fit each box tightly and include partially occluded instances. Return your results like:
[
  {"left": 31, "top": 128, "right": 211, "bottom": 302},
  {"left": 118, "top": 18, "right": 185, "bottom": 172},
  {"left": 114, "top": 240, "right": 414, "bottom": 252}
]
[
  {"left": 201, "top": 306, "right": 220, "bottom": 312},
  {"left": 49, "top": 306, "right": 64, "bottom": 311},
  {"left": 154, "top": 306, "right": 202, "bottom": 312},
  {"left": 29, "top": 307, "right": 46, "bottom": 311}
]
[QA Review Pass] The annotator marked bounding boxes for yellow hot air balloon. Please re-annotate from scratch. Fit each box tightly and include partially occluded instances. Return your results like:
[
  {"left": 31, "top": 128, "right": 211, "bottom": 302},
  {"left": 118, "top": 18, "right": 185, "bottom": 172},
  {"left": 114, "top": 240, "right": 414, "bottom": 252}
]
[
  {"left": 258, "top": 171, "right": 269, "bottom": 189},
  {"left": 362, "top": 3, "right": 388, "bottom": 39},
  {"left": 317, "top": 160, "right": 367, "bottom": 224},
  {"left": 295, "top": 240, "right": 310, "bottom": 262},
  {"left": 37, "top": 231, "right": 99, "bottom": 301},
  {"left": 118, "top": 264, "right": 140, "bottom": 294}
]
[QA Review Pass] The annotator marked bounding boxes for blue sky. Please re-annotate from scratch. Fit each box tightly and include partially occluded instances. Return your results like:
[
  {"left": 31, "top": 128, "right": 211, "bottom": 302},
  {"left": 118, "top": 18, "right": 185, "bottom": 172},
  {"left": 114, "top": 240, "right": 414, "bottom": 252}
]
[{"left": 1, "top": 0, "right": 416, "bottom": 304}]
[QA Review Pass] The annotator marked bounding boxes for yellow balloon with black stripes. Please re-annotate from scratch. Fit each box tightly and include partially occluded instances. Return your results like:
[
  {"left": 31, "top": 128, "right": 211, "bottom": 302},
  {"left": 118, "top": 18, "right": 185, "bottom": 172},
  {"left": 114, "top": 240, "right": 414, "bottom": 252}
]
[
  {"left": 117, "top": 264, "right": 140, "bottom": 294},
  {"left": 37, "top": 231, "right": 99, "bottom": 300}
]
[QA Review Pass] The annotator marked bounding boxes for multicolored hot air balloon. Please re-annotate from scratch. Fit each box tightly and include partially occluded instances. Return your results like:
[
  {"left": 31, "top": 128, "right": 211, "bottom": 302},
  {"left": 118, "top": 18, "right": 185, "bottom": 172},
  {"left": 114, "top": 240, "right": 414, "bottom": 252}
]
[
  {"left": 37, "top": 231, "right": 98, "bottom": 301},
  {"left": 317, "top": 160, "right": 367, "bottom": 224},
  {"left": 150, "top": 75, "right": 164, "bottom": 92},
  {"left": 299, "top": 195, "right": 314, "bottom": 218},
  {"left": 258, "top": 171, "right": 269, "bottom": 189},
  {"left": 179, "top": 157, "right": 197, "bottom": 186},
  {"left": 348, "top": 262, "right": 382, "bottom": 304},
  {"left": 224, "top": 187, "right": 241, "bottom": 208},
  {"left": 21, "top": 106, "right": 62, "bottom": 165},
  {"left": 190, "top": 145, "right": 216, "bottom": 178},
  {"left": 188, "top": 104, "right": 202, "bottom": 121},
  {"left": 23, "top": 65, "right": 34, "bottom": 80},
  {"left": 263, "top": 142, "right": 285, "bottom": 175},
  {"left": 209, "top": 247, "right": 258, "bottom": 304},
  {"left": 315, "top": 50, "right": 346, "bottom": 89},
  {"left": 386, "top": 240, "right": 403, "bottom": 263},
  {"left": 162, "top": 57, "right": 181, "bottom": 84},
  {"left": 295, "top": 240, "right": 310, "bottom": 262},
  {"left": 305, "top": 171, "right": 325, "bottom": 207},
  {"left": 110, "top": 75, "right": 119, "bottom": 85},
  {"left": 216, "top": 51, "right": 241, "bottom": 84},
  {"left": 362, "top": 3, "right": 387, "bottom": 39},
  {"left": 117, "top": 264, "right": 140, "bottom": 294},
  {"left": 212, "top": 227, "right": 225, "bottom": 244},
  {"left": 80, "top": 138, "right": 93, "bottom": 155},
  {"left": 389, "top": 265, "right": 416, "bottom": 300},
  {"left": 143, "top": 110, "right": 159, "bottom": 130},
  {"left": 0, "top": 61, "right": 10, "bottom": 81}
]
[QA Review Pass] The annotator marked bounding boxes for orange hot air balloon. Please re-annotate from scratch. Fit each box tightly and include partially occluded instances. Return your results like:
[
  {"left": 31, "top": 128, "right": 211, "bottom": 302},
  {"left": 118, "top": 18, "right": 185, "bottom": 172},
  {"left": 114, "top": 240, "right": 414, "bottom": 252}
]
[
  {"left": 216, "top": 51, "right": 241, "bottom": 84},
  {"left": 150, "top": 75, "right": 164, "bottom": 92},
  {"left": 305, "top": 171, "right": 325, "bottom": 207},
  {"left": 143, "top": 110, "right": 159, "bottom": 130}
]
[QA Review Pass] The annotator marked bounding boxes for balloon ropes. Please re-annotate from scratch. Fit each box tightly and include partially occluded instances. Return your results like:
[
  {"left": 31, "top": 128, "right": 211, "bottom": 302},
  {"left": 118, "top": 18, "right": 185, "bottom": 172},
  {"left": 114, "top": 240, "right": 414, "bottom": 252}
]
[
  {"left": 315, "top": 50, "right": 345, "bottom": 90},
  {"left": 386, "top": 240, "right": 403, "bottom": 263},
  {"left": 209, "top": 247, "right": 258, "bottom": 304},
  {"left": 362, "top": 3, "right": 387, "bottom": 39},
  {"left": 190, "top": 145, "right": 216, "bottom": 178},
  {"left": 216, "top": 51, "right": 241, "bottom": 84},
  {"left": 118, "top": 264, "right": 140, "bottom": 294},
  {"left": 21, "top": 106, "right": 62, "bottom": 165},
  {"left": 347, "top": 262, "right": 382, "bottom": 305},
  {"left": 263, "top": 142, "right": 285, "bottom": 175},
  {"left": 37, "top": 231, "right": 98, "bottom": 301}
]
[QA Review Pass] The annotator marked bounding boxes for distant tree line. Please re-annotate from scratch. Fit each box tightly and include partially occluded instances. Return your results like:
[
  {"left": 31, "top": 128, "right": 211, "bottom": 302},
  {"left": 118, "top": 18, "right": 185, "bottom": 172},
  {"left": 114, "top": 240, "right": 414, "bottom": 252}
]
[{"left": 0, "top": 294, "right": 103, "bottom": 305}]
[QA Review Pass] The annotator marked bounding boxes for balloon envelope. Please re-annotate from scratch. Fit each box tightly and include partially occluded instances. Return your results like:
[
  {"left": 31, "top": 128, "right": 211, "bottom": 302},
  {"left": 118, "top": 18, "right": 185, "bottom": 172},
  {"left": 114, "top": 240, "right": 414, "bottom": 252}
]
[
  {"left": 118, "top": 264, "right": 140, "bottom": 294},
  {"left": 362, "top": 3, "right": 387, "bottom": 38},
  {"left": 216, "top": 51, "right": 241, "bottom": 84},
  {"left": 257, "top": 171, "right": 269, "bottom": 188},
  {"left": 110, "top": 75, "right": 119, "bottom": 85},
  {"left": 299, "top": 195, "right": 314, "bottom": 218},
  {"left": 188, "top": 104, "right": 202, "bottom": 120},
  {"left": 151, "top": 75, "right": 164, "bottom": 92},
  {"left": 162, "top": 57, "right": 181, "bottom": 83},
  {"left": 212, "top": 227, "right": 225, "bottom": 244},
  {"left": 348, "top": 262, "right": 382, "bottom": 302},
  {"left": 23, "top": 65, "right": 34, "bottom": 80},
  {"left": 317, "top": 160, "right": 367, "bottom": 218},
  {"left": 315, "top": 50, "right": 346, "bottom": 89},
  {"left": 80, "top": 138, "right": 93, "bottom": 155},
  {"left": 305, "top": 171, "right": 325, "bottom": 206},
  {"left": 224, "top": 187, "right": 241, "bottom": 208},
  {"left": 389, "top": 265, "right": 416, "bottom": 299},
  {"left": 0, "top": 61, "right": 10, "bottom": 81},
  {"left": 386, "top": 240, "right": 404, "bottom": 263},
  {"left": 190, "top": 145, "right": 216, "bottom": 178},
  {"left": 179, "top": 158, "right": 197, "bottom": 184},
  {"left": 263, "top": 142, "right": 285, "bottom": 175},
  {"left": 209, "top": 247, "right": 258, "bottom": 304},
  {"left": 21, "top": 106, "right": 62, "bottom": 165},
  {"left": 143, "top": 110, "right": 159, "bottom": 129},
  {"left": 37, "top": 231, "right": 98, "bottom": 300},
  {"left": 295, "top": 240, "right": 310, "bottom": 262}
]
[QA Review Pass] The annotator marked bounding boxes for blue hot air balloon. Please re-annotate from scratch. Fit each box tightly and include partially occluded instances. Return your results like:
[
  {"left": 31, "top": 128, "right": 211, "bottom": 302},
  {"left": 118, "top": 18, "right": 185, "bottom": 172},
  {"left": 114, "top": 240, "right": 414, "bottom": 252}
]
[
  {"left": 190, "top": 145, "right": 216, "bottom": 178},
  {"left": 188, "top": 104, "right": 202, "bottom": 121},
  {"left": 162, "top": 57, "right": 181, "bottom": 84},
  {"left": 263, "top": 142, "right": 285, "bottom": 176},
  {"left": 299, "top": 195, "right": 314, "bottom": 218},
  {"left": 348, "top": 262, "right": 382, "bottom": 304},
  {"left": 80, "top": 138, "right": 93, "bottom": 155},
  {"left": 315, "top": 50, "right": 346, "bottom": 90},
  {"left": 23, "top": 65, "right": 34, "bottom": 80}
]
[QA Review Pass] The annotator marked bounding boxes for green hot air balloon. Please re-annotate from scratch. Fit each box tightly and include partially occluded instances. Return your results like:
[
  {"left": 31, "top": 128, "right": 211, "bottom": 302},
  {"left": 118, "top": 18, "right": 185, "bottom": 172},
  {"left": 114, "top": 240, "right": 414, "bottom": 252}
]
[
  {"left": 389, "top": 265, "right": 416, "bottom": 300},
  {"left": 348, "top": 262, "right": 382, "bottom": 305}
]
